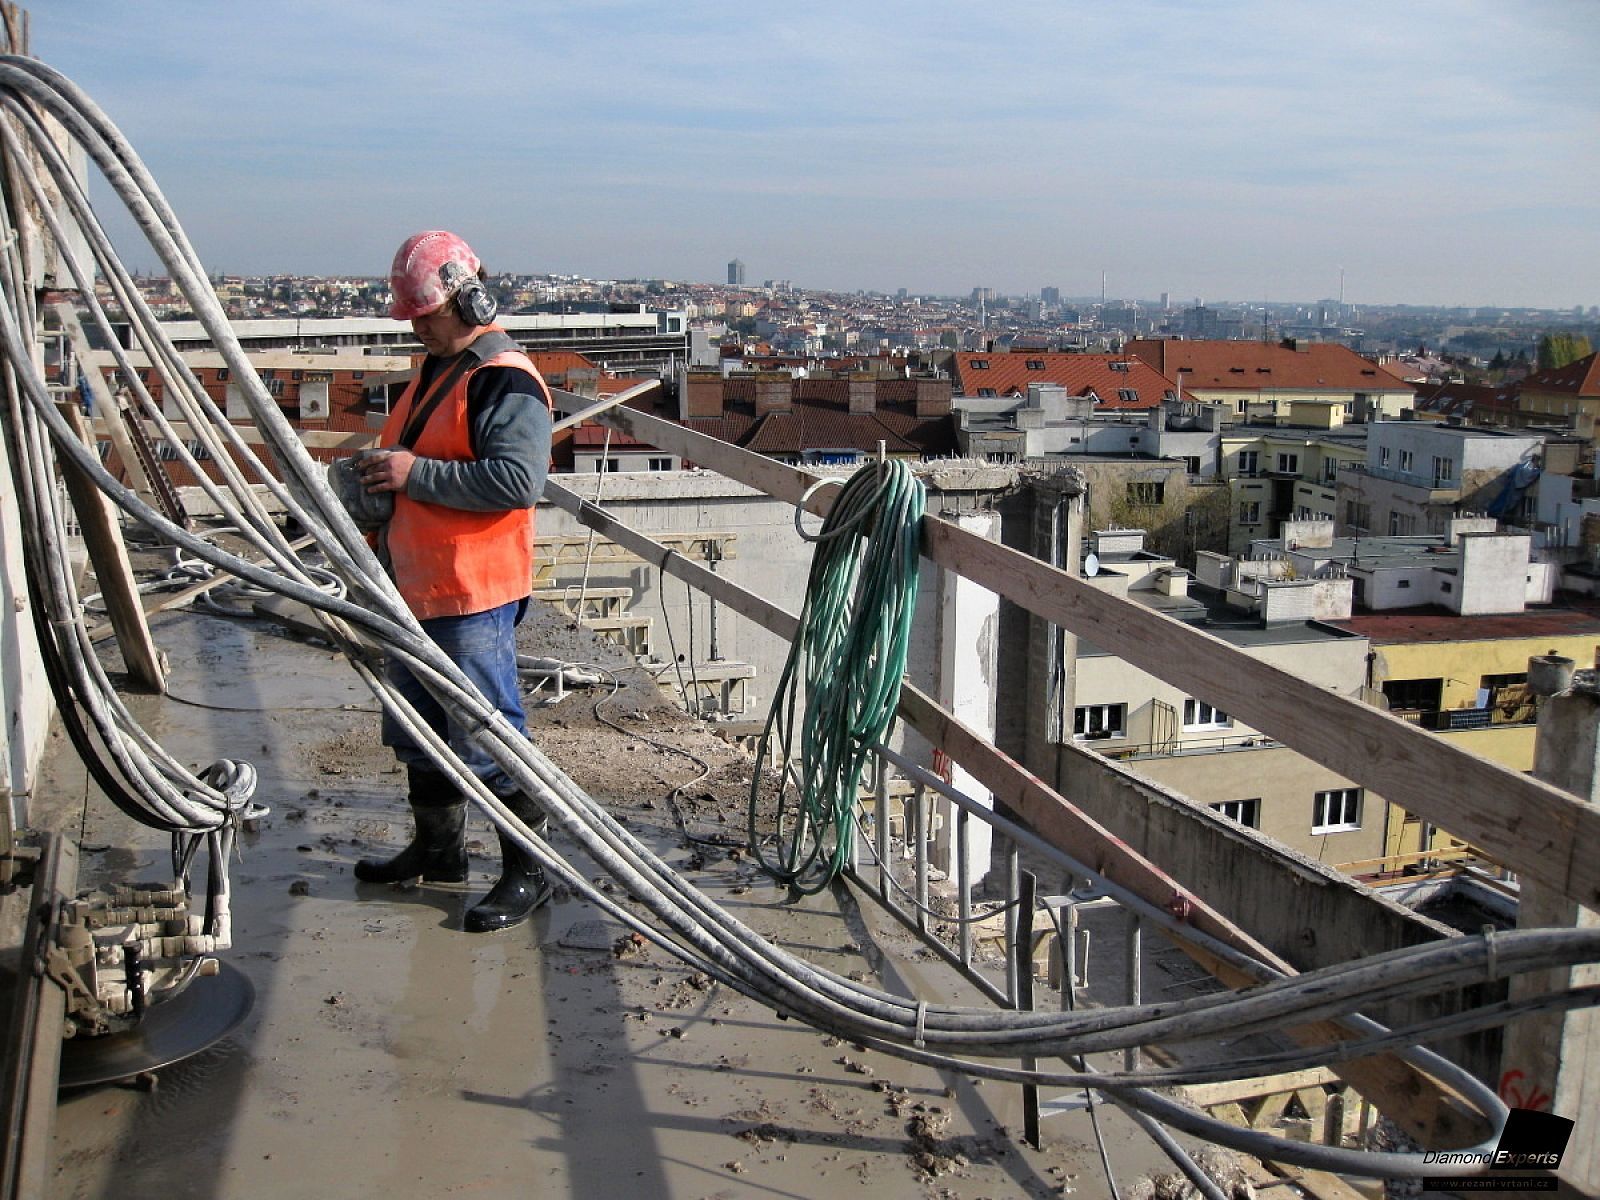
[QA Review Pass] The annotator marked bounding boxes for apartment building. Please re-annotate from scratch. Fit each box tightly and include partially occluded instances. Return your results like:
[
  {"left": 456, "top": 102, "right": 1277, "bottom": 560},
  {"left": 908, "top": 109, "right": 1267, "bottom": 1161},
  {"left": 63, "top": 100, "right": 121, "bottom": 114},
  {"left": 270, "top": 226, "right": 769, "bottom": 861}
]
[
  {"left": 1337, "top": 421, "right": 1542, "bottom": 537},
  {"left": 1515, "top": 350, "right": 1600, "bottom": 429},
  {"left": 1126, "top": 337, "right": 1415, "bottom": 422},
  {"left": 1220, "top": 401, "right": 1369, "bottom": 552},
  {"left": 1065, "top": 529, "right": 1389, "bottom": 862},
  {"left": 947, "top": 350, "right": 1182, "bottom": 408}
]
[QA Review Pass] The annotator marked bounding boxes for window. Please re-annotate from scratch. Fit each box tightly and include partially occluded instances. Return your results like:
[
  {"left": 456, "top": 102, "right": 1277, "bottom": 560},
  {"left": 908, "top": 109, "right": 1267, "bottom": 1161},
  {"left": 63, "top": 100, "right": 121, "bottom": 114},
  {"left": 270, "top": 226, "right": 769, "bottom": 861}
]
[
  {"left": 1117, "top": 388, "right": 1139, "bottom": 404},
  {"left": 1382, "top": 677, "right": 1442, "bottom": 712},
  {"left": 1239, "top": 501, "right": 1261, "bottom": 524},
  {"left": 1379, "top": 446, "right": 1390, "bottom": 466},
  {"left": 217, "top": 367, "right": 230, "bottom": 382},
  {"left": 186, "top": 439, "right": 211, "bottom": 462},
  {"left": 1276, "top": 452, "right": 1299, "bottom": 474},
  {"left": 291, "top": 369, "right": 304, "bottom": 382},
  {"left": 977, "top": 387, "right": 997, "bottom": 397},
  {"left": 1312, "top": 787, "right": 1362, "bottom": 833},
  {"left": 1396, "top": 579, "right": 1411, "bottom": 589},
  {"left": 1127, "top": 481, "right": 1165, "bottom": 505},
  {"left": 1211, "top": 799, "right": 1260, "bottom": 829},
  {"left": 1323, "top": 459, "right": 1338, "bottom": 483},
  {"left": 1182, "top": 455, "right": 1201, "bottom": 475},
  {"left": 598, "top": 457, "right": 621, "bottom": 472},
  {"left": 1073, "top": 703, "right": 1126, "bottom": 740},
  {"left": 1388, "top": 512, "right": 1415, "bottom": 535},
  {"left": 1237, "top": 450, "right": 1259, "bottom": 476},
  {"left": 1398, "top": 449, "right": 1414, "bottom": 472},
  {"left": 1346, "top": 500, "right": 1371, "bottom": 529},
  {"left": 1026, "top": 359, "right": 1046, "bottom": 370},
  {"left": 1182, "top": 698, "right": 1231, "bottom": 729},
  {"left": 970, "top": 359, "right": 990, "bottom": 370},
  {"left": 647, "top": 457, "right": 673, "bottom": 471},
  {"left": 1431, "top": 455, "right": 1455, "bottom": 486}
]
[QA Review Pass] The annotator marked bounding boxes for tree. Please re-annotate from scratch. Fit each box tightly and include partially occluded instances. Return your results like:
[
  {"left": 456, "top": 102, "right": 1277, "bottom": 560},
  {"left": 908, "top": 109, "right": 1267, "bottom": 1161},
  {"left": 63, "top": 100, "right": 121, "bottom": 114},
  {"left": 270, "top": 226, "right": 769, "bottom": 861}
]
[{"left": 1537, "top": 332, "right": 1593, "bottom": 370}]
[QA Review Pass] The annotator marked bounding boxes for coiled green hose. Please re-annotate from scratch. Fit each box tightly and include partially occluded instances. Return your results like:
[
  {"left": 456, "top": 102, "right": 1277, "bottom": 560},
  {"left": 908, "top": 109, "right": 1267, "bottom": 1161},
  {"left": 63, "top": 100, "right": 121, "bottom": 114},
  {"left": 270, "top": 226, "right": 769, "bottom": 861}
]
[{"left": 748, "top": 458, "right": 926, "bottom": 894}]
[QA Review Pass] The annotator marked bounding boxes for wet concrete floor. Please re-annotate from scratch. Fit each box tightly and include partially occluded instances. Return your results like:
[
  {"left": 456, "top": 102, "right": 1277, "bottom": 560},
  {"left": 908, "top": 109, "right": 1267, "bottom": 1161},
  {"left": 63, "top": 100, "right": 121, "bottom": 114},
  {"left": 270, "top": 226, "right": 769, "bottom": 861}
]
[{"left": 40, "top": 603, "right": 1196, "bottom": 1199}]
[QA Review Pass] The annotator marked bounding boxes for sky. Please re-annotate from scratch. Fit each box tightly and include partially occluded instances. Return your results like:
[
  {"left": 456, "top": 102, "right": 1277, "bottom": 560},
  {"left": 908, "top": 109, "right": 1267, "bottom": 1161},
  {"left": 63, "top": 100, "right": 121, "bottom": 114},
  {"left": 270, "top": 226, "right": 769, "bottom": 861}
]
[{"left": 20, "top": 1, "right": 1600, "bottom": 309}]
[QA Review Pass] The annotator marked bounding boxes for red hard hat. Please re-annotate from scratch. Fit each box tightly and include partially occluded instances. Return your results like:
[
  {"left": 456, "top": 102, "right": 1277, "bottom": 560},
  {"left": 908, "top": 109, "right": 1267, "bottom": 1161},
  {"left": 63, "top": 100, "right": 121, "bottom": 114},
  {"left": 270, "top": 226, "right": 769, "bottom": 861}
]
[{"left": 388, "top": 230, "right": 481, "bottom": 320}]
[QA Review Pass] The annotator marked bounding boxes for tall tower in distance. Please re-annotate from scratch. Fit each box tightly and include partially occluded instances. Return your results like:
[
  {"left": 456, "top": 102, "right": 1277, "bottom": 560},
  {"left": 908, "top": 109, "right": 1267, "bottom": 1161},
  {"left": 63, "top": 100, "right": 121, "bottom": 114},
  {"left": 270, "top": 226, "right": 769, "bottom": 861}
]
[{"left": 727, "top": 258, "right": 745, "bottom": 286}]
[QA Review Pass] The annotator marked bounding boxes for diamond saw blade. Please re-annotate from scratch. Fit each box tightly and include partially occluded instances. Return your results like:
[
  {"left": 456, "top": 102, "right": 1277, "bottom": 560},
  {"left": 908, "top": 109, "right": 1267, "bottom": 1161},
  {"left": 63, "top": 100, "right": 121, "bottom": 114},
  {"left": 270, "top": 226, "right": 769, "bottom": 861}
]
[{"left": 57, "top": 961, "right": 254, "bottom": 1090}]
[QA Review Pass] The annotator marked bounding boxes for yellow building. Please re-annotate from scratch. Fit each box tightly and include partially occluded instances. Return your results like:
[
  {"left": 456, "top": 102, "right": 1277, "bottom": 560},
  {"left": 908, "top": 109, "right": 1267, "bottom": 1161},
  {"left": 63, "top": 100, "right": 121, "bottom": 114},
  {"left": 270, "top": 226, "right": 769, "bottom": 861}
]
[
  {"left": 1516, "top": 350, "right": 1600, "bottom": 427},
  {"left": 1328, "top": 607, "right": 1600, "bottom": 858}
]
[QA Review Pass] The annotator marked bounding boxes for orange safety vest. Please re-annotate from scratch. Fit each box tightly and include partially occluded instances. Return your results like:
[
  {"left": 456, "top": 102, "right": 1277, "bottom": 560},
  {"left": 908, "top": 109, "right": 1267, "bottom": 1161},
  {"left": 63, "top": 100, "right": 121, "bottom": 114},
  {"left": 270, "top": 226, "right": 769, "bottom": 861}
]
[{"left": 379, "top": 330, "right": 551, "bottom": 620}]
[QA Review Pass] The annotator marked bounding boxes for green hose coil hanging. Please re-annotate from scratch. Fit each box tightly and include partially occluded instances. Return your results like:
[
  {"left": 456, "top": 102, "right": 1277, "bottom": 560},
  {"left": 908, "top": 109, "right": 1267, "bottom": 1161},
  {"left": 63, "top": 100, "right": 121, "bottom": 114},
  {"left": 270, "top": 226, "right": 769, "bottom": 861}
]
[{"left": 748, "top": 458, "right": 926, "bottom": 894}]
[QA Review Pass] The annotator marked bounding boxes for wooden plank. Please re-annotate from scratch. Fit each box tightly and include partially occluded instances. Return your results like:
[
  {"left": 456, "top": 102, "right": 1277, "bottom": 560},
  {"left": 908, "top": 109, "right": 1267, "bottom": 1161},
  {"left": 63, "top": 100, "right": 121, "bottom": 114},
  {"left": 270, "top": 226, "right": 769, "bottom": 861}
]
[
  {"left": 598, "top": 402, "right": 1600, "bottom": 911},
  {"left": 56, "top": 403, "right": 165, "bottom": 691},
  {"left": 539, "top": 465, "right": 1489, "bottom": 1147},
  {"left": 548, "top": 380, "right": 660, "bottom": 434},
  {"left": 1248, "top": 1089, "right": 1293, "bottom": 1131},
  {"left": 1187, "top": 1067, "right": 1340, "bottom": 1109},
  {"left": 51, "top": 303, "right": 162, "bottom": 513},
  {"left": 542, "top": 480, "right": 798, "bottom": 641},
  {"left": 112, "top": 418, "right": 380, "bottom": 452},
  {"left": 84, "top": 534, "right": 317, "bottom": 644}
]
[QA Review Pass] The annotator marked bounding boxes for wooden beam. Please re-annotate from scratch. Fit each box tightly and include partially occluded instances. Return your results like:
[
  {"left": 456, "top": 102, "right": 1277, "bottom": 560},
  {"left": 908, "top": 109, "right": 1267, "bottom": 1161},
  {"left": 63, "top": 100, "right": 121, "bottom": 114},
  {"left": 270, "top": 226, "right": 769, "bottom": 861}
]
[
  {"left": 84, "top": 534, "right": 316, "bottom": 644},
  {"left": 595, "top": 403, "right": 1600, "bottom": 911},
  {"left": 55, "top": 403, "right": 165, "bottom": 691},
  {"left": 107, "top": 417, "right": 381, "bottom": 452},
  {"left": 1186, "top": 1067, "right": 1340, "bottom": 1109},
  {"left": 50, "top": 304, "right": 164, "bottom": 514}
]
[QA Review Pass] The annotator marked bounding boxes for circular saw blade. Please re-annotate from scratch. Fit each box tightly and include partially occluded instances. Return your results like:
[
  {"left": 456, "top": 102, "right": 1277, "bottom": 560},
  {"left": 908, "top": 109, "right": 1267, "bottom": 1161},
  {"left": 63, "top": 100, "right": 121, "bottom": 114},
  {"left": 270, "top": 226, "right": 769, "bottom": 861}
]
[{"left": 57, "top": 962, "right": 255, "bottom": 1090}]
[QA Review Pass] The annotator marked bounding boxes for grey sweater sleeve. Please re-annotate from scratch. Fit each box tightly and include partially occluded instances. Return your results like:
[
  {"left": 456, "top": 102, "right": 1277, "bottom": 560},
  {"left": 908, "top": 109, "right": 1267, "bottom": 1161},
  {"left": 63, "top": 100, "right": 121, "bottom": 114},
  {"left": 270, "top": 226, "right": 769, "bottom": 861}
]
[{"left": 404, "top": 370, "right": 551, "bottom": 512}]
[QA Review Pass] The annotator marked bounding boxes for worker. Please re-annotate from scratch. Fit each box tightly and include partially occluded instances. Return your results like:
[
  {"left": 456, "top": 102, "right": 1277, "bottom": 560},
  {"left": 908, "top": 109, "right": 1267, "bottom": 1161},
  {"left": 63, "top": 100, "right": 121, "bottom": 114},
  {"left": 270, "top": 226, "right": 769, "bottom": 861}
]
[{"left": 350, "top": 230, "right": 555, "bottom": 933}]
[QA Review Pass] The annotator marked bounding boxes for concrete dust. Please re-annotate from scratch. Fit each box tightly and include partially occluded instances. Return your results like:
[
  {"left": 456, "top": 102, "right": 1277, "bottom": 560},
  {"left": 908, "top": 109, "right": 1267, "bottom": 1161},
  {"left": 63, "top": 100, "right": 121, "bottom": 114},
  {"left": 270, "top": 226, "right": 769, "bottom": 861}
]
[{"left": 38, "top": 600, "right": 1201, "bottom": 1199}]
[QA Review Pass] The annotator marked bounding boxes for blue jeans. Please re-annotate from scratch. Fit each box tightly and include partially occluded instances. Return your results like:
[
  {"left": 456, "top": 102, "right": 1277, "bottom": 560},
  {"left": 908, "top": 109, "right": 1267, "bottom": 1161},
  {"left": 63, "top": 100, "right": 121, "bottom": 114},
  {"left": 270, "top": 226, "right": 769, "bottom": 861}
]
[{"left": 382, "top": 598, "right": 528, "bottom": 798}]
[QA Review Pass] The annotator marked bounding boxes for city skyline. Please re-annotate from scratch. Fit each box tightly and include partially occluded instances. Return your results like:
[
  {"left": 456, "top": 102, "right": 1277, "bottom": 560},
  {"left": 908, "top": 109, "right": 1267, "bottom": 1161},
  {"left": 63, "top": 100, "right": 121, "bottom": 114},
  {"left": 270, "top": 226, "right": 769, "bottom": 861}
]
[{"left": 28, "top": 1, "right": 1600, "bottom": 310}]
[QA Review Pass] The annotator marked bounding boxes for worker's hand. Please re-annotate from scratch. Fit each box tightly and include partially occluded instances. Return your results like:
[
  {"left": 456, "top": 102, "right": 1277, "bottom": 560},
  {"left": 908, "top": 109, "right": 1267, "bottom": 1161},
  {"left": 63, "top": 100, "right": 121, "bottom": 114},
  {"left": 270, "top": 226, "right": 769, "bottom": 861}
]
[{"left": 359, "top": 448, "right": 417, "bottom": 493}]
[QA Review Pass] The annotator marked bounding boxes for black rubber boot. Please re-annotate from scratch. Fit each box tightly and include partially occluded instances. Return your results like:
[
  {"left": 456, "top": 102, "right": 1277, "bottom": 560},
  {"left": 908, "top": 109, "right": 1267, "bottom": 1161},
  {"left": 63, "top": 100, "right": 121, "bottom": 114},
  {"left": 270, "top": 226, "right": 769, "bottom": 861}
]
[
  {"left": 464, "top": 803, "right": 553, "bottom": 933},
  {"left": 354, "top": 766, "right": 469, "bottom": 885}
]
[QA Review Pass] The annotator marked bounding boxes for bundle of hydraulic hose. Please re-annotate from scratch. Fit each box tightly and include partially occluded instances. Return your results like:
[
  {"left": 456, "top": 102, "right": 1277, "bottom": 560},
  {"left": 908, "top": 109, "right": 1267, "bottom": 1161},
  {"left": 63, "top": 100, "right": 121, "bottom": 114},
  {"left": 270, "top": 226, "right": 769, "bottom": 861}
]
[{"left": 748, "top": 458, "right": 925, "bottom": 894}]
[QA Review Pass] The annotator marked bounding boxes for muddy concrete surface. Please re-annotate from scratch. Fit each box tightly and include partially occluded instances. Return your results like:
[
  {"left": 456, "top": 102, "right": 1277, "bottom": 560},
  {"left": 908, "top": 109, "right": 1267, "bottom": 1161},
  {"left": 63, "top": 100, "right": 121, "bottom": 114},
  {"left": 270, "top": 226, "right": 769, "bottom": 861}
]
[{"left": 39, "top": 597, "right": 1215, "bottom": 1199}]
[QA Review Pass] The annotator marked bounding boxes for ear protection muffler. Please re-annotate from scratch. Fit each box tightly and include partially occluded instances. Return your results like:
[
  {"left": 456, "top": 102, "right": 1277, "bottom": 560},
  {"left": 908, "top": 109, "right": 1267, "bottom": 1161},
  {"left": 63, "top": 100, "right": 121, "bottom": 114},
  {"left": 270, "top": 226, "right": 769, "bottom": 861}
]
[{"left": 439, "top": 259, "right": 498, "bottom": 326}]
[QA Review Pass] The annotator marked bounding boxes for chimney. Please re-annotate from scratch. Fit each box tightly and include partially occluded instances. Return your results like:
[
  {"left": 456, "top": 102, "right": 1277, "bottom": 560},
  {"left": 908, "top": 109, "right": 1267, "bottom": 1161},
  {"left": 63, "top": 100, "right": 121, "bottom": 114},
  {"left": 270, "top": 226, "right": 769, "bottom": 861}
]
[
  {"left": 680, "top": 370, "right": 725, "bottom": 420},
  {"left": 915, "top": 377, "right": 952, "bottom": 418},
  {"left": 848, "top": 373, "right": 875, "bottom": 414},
  {"left": 754, "top": 372, "right": 793, "bottom": 416}
]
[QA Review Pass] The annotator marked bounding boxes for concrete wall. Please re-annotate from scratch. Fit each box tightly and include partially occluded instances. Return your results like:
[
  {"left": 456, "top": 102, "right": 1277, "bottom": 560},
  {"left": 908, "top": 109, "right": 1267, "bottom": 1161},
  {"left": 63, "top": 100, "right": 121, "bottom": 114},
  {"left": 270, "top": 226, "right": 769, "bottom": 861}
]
[
  {"left": 1049, "top": 742, "right": 1503, "bottom": 1082},
  {"left": 1121, "top": 744, "right": 1388, "bottom": 864},
  {"left": 0, "top": 427, "right": 52, "bottom": 828},
  {"left": 1456, "top": 533, "right": 1533, "bottom": 615}
]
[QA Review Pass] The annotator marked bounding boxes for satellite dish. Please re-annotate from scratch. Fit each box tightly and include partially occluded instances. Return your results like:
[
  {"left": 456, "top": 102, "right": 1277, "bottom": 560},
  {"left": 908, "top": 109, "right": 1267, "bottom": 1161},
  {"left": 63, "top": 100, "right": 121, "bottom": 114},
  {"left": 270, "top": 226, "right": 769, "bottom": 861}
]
[{"left": 1084, "top": 553, "right": 1100, "bottom": 577}]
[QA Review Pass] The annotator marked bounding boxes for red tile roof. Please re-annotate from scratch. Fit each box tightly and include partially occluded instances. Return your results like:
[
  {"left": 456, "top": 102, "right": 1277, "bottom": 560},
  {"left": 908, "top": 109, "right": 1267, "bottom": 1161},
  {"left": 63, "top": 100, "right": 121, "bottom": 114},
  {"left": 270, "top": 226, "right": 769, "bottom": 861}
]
[
  {"left": 1519, "top": 352, "right": 1600, "bottom": 398},
  {"left": 950, "top": 352, "right": 1183, "bottom": 408},
  {"left": 1125, "top": 339, "right": 1414, "bottom": 394},
  {"left": 680, "top": 378, "right": 956, "bottom": 458},
  {"left": 1413, "top": 381, "right": 1520, "bottom": 421}
]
